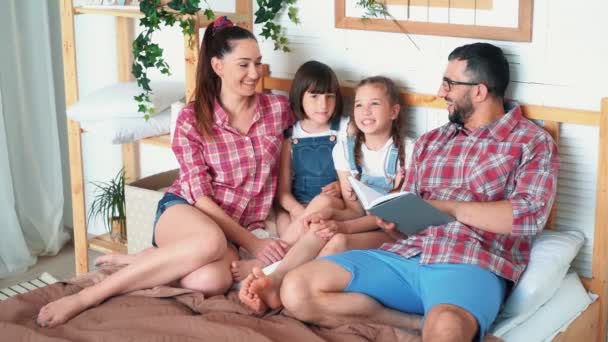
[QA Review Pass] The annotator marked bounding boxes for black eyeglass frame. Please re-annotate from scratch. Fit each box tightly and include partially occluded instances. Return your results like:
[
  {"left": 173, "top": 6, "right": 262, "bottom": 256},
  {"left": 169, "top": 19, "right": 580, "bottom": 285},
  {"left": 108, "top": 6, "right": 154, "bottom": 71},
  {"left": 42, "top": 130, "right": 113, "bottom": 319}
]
[{"left": 441, "top": 77, "right": 481, "bottom": 92}]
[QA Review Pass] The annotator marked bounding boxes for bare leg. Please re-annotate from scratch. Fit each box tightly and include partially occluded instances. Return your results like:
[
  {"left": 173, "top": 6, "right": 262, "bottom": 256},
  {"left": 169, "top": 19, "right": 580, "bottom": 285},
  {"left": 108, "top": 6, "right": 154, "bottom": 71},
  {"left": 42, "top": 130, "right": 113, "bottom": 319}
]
[
  {"left": 94, "top": 247, "right": 155, "bottom": 267},
  {"left": 36, "top": 204, "right": 229, "bottom": 327},
  {"left": 275, "top": 208, "right": 293, "bottom": 238},
  {"left": 422, "top": 304, "right": 478, "bottom": 342},
  {"left": 279, "top": 195, "right": 344, "bottom": 245},
  {"left": 318, "top": 231, "right": 392, "bottom": 257},
  {"left": 281, "top": 259, "right": 422, "bottom": 330}
]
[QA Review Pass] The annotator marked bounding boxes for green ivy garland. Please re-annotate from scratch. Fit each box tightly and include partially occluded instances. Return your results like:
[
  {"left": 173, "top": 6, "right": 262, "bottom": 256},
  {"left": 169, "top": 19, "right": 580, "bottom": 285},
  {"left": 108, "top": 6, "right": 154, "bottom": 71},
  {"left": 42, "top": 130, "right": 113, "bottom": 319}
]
[{"left": 133, "top": 0, "right": 395, "bottom": 118}]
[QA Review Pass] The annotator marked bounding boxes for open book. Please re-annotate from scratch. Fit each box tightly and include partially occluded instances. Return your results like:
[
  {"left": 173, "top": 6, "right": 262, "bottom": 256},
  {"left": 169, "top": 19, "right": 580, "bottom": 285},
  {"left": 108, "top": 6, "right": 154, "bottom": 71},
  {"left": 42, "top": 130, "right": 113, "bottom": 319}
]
[{"left": 348, "top": 176, "right": 455, "bottom": 235}]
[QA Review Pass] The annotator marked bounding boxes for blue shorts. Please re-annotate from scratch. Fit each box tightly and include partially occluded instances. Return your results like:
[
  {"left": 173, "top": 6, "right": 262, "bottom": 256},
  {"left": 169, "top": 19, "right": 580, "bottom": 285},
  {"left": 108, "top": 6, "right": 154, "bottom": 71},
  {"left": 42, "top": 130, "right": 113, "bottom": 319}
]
[
  {"left": 322, "top": 250, "right": 507, "bottom": 342},
  {"left": 151, "top": 192, "right": 190, "bottom": 247}
]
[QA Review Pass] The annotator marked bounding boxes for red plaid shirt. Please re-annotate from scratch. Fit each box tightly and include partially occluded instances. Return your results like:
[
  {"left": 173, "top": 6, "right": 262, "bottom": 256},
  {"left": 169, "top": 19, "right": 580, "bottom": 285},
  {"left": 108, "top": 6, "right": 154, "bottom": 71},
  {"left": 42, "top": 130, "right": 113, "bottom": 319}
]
[
  {"left": 381, "top": 103, "right": 559, "bottom": 282},
  {"left": 167, "top": 94, "right": 294, "bottom": 231}
]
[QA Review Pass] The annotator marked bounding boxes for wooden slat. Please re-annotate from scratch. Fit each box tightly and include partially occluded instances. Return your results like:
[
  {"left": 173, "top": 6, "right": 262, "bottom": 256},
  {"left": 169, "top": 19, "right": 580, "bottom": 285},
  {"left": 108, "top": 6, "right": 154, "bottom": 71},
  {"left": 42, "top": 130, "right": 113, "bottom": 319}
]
[
  {"left": 235, "top": 0, "right": 253, "bottom": 30},
  {"left": 264, "top": 75, "right": 601, "bottom": 126},
  {"left": 588, "top": 97, "right": 608, "bottom": 342},
  {"left": 61, "top": 0, "right": 89, "bottom": 275},
  {"left": 256, "top": 65, "right": 269, "bottom": 93},
  {"left": 139, "top": 134, "right": 171, "bottom": 148},
  {"left": 543, "top": 121, "right": 560, "bottom": 230},
  {"left": 88, "top": 233, "right": 127, "bottom": 254}
]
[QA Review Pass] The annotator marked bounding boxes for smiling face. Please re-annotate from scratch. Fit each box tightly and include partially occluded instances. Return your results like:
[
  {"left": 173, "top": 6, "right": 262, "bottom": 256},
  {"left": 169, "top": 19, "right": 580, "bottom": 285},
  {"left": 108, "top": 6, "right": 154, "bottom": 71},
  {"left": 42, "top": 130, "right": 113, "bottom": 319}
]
[
  {"left": 301, "top": 91, "right": 337, "bottom": 126},
  {"left": 353, "top": 84, "right": 399, "bottom": 136},
  {"left": 211, "top": 38, "right": 262, "bottom": 97},
  {"left": 437, "top": 59, "right": 476, "bottom": 126}
]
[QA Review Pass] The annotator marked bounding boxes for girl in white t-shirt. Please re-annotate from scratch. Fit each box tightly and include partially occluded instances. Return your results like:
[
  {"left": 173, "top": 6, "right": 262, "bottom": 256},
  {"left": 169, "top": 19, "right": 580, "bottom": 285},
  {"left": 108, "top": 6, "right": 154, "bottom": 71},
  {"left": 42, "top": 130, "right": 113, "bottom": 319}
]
[{"left": 239, "top": 76, "right": 412, "bottom": 313}]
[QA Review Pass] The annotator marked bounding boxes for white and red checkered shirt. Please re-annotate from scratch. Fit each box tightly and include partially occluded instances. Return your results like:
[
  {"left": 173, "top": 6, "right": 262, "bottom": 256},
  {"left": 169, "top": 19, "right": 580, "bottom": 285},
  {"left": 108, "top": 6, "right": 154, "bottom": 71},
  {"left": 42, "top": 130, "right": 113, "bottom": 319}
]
[
  {"left": 381, "top": 102, "right": 559, "bottom": 282},
  {"left": 167, "top": 93, "right": 294, "bottom": 231}
]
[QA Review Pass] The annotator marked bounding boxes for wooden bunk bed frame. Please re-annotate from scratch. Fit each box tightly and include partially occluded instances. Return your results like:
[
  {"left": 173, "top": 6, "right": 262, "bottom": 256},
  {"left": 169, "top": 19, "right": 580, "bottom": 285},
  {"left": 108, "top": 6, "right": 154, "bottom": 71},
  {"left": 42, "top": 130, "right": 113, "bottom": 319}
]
[{"left": 60, "top": 0, "right": 607, "bottom": 339}]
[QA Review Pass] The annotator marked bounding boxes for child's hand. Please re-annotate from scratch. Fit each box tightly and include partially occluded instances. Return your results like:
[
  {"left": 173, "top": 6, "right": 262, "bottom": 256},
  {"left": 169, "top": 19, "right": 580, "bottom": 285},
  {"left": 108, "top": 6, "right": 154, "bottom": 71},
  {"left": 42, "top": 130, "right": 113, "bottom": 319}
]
[
  {"left": 248, "top": 237, "right": 289, "bottom": 265},
  {"left": 344, "top": 183, "right": 358, "bottom": 201},
  {"left": 321, "top": 181, "right": 342, "bottom": 198},
  {"left": 376, "top": 217, "right": 407, "bottom": 241},
  {"left": 301, "top": 208, "right": 334, "bottom": 229},
  {"left": 312, "top": 220, "right": 343, "bottom": 240}
]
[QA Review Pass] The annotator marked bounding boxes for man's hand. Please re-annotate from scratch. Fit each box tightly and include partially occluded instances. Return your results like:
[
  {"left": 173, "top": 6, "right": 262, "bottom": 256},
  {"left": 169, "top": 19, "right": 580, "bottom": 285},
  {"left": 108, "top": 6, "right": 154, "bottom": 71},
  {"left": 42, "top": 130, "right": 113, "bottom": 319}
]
[
  {"left": 376, "top": 217, "right": 407, "bottom": 241},
  {"left": 311, "top": 219, "right": 344, "bottom": 240},
  {"left": 247, "top": 237, "right": 289, "bottom": 265},
  {"left": 321, "top": 181, "right": 342, "bottom": 198}
]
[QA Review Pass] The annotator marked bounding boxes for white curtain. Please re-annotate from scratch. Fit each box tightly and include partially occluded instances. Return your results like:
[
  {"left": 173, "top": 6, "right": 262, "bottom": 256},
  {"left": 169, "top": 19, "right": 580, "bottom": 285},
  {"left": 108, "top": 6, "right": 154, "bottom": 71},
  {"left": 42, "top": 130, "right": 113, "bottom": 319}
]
[{"left": 0, "top": 1, "right": 70, "bottom": 278}]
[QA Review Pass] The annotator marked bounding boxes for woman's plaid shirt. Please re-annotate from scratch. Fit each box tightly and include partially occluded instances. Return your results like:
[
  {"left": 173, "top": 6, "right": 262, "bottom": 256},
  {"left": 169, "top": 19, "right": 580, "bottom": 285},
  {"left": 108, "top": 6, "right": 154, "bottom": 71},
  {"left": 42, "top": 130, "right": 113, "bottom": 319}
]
[
  {"left": 380, "top": 103, "right": 559, "bottom": 282},
  {"left": 167, "top": 94, "right": 294, "bottom": 231}
]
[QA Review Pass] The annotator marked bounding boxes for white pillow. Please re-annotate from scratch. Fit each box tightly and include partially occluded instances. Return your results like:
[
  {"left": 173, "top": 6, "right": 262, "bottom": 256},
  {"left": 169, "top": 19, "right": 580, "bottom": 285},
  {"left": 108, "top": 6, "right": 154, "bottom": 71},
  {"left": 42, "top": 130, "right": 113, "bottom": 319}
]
[
  {"left": 501, "top": 230, "right": 585, "bottom": 318},
  {"left": 67, "top": 81, "right": 184, "bottom": 121},
  {"left": 80, "top": 107, "right": 171, "bottom": 144},
  {"left": 492, "top": 272, "right": 595, "bottom": 340}
]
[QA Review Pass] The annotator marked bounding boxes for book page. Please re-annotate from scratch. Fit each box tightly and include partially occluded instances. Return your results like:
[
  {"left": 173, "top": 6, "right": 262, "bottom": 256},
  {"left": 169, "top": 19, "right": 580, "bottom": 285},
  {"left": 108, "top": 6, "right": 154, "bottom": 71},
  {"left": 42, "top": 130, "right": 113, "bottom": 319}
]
[
  {"left": 348, "top": 177, "right": 383, "bottom": 209},
  {"left": 369, "top": 191, "right": 410, "bottom": 208}
]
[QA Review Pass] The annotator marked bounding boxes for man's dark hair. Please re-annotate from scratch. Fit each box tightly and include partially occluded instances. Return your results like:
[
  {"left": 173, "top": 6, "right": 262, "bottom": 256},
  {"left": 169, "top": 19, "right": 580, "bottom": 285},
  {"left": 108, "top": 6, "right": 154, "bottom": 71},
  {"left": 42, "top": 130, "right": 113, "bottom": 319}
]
[{"left": 448, "top": 43, "right": 510, "bottom": 98}]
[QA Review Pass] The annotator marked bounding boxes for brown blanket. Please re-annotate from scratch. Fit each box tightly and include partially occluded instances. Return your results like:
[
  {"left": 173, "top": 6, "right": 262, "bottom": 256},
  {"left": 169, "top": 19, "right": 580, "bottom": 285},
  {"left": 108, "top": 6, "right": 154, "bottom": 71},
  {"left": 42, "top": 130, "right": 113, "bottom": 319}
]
[{"left": 0, "top": 268, "right": 418, "bottom": 341}]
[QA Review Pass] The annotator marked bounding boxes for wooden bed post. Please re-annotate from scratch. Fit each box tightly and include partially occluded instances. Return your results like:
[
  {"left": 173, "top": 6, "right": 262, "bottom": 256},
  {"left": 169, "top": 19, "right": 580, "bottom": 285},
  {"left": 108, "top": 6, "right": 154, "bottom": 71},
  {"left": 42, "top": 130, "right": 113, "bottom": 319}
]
[
  {"left": 116, "top": 17, "right": 140, "bottom": 184},
  {"left": 591, "top": 97, "right": 608, "bottom": 342},
  {"left": 60, "top": 0, "right": 88, "bottom": 275}
]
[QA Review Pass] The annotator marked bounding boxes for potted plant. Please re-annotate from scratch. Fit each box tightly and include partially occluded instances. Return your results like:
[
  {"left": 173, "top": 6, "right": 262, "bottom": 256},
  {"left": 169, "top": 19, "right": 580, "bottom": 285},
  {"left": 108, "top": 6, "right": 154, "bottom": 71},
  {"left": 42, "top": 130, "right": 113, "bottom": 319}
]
[{"left": 89, "top": 169, "right": 127, "bottom": 244}]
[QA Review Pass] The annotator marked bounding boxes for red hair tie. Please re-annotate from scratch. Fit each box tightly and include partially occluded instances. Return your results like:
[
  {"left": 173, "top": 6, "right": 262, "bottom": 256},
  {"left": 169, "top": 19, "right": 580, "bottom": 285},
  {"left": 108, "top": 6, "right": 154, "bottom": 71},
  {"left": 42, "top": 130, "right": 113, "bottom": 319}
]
[{"left": 212, "top": 16, "right": 234, "bottom": 35}]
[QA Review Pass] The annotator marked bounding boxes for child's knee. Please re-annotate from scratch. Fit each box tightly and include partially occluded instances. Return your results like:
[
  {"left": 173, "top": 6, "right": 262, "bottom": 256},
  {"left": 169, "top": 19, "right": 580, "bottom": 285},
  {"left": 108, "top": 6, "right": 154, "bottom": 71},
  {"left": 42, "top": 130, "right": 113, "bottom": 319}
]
[
  {"left": 180, "top": 265, "right": 233, "bottom": 296},
  {"left": 320, "top": 233, "right": 348, "bottom": 256}
]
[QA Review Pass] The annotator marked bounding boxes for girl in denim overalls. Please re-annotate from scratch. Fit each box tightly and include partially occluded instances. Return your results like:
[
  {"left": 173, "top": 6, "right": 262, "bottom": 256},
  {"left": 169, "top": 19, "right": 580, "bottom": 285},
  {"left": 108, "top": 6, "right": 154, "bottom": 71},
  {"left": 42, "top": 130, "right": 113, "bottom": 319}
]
[{"left": 274, "top": 61, "right": 349, "bottom": 242}]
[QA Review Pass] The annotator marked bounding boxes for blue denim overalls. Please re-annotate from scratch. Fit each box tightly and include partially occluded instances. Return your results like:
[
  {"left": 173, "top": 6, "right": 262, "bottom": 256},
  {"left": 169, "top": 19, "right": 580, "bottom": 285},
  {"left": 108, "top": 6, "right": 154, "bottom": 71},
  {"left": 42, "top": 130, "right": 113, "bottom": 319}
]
[
  {"left": 290, "top": 118, "right": 341, "bottom": 203},
  {"left": 346, "top": 136, "right": 399, "bottom": 195}
]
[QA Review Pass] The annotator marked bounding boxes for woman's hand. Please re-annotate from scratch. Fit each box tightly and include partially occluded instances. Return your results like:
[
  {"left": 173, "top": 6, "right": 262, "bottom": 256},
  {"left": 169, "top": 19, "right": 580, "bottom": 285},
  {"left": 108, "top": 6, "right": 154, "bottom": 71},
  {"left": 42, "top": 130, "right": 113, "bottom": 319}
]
[
  {"left": 376, "top": 216, "right": 407, "bottom": 241},
  {"left": 311, "top": 219, "right": 344, "bottom": 240},
  {"left": 247, "top": 237, "right": 289, "bottom": 265},
  {"left": 321, "top": 181, "right": 342, "bottom": 198}
]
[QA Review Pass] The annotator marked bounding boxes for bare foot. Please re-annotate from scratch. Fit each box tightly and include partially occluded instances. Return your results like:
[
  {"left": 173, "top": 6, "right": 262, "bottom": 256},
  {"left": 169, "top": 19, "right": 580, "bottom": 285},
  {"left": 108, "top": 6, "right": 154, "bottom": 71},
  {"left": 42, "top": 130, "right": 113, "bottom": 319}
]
[
  {"left": 238, "top": 268, "right": 282, "bottom": 314},
  {"left": 231, "top": 259, "right": 264, "bottom": 282},
  {"left": 36, "top": 293, "right": 95, "bottom": 328},
  {"left": 94, "top": 253, "right": 135, "bottom": 267}
]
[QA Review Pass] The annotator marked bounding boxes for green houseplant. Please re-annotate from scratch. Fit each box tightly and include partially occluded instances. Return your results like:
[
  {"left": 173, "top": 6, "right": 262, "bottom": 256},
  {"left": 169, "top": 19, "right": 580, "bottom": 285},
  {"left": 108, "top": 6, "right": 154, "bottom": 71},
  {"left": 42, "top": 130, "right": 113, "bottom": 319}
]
[{"left": 89, "top": 169, "right": 127, "bottom": 244}]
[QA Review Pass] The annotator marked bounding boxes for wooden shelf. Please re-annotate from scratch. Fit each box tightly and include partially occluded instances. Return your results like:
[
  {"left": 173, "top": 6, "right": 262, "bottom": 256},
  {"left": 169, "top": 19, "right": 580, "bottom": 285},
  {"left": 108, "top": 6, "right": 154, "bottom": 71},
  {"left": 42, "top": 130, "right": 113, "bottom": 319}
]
[
  {"left": 73, "top": 6, "right": 249, "bottom": 28},
  {"left": 88, "top": 233, "right": 127, "bottom": 254},
  {"left": 139, "top": 134, "right": 171, "bottom": 148},
  {"left": 74, "top": 6, "right": 143, "bottom": 18}
]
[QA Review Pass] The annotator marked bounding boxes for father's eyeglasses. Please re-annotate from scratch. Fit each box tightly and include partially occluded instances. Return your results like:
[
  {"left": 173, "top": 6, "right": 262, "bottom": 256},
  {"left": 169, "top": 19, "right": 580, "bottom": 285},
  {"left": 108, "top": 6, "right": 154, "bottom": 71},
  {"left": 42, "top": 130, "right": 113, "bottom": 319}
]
[{"left": 441, "top": 77, "right": 480, "bottom": 92}]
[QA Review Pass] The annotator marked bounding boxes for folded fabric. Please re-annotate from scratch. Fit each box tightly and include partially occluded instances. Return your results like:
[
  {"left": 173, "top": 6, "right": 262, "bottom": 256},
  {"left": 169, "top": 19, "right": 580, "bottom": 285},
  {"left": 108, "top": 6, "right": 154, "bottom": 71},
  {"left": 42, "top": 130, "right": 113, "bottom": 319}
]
[
  {"left": 67, "top": 81, "right": 184, "bottom": 121},
  {"left": 80, "top": 107, "right": 171, "bottom": 144}
]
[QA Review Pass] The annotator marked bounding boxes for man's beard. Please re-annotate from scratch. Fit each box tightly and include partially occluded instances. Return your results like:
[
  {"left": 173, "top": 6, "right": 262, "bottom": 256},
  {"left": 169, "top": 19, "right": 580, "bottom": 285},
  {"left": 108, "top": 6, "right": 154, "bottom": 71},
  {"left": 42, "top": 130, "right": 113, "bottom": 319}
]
[{"left": 448, "top": 97, "right": 473, "bottom": 126}]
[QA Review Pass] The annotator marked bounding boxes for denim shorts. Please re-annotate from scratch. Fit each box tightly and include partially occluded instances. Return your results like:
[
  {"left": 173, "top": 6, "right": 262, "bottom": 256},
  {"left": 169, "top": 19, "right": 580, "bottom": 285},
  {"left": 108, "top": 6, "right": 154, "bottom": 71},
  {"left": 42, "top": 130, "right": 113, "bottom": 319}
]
[
  {"left": 151, "top": 192, "right": 190, "bottom": 247},
  {"left": 322, "top": 249, "right": 507, "bottom": 342}
]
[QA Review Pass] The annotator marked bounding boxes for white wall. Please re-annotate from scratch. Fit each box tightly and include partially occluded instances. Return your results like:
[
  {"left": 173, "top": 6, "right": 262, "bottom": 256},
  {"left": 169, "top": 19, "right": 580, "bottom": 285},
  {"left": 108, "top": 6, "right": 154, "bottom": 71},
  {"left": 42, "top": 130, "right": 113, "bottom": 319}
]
[{"left": 69, "top": 1, "right": 608, "bottom": 276}]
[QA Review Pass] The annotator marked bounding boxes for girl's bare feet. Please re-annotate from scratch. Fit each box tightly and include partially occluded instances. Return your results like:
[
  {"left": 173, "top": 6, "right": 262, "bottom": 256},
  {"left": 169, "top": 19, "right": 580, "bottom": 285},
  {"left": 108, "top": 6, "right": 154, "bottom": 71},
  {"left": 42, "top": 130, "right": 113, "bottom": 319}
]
[
  {"left": 238, "top": 267, "right": 282, "bottom": 314},
  {"left": 230, "top": 259, "right": 264, "bottom": 282},
  {"left": 36, "top": 292, "right": 97, "bottom": 328}
]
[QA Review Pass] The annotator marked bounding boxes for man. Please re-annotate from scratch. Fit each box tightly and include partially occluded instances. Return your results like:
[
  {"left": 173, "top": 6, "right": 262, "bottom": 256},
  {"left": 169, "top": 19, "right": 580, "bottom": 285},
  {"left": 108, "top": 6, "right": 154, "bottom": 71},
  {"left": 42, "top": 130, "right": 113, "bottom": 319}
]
[{"left": 275, "top": 43, "right": 559, "bottom": 341}]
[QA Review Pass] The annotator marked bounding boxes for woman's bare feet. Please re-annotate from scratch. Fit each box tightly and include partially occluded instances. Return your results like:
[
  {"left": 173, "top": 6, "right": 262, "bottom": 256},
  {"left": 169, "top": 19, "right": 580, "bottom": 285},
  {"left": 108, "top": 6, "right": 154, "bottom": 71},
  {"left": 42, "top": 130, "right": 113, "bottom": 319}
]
[
  {"left": 36, "top": 292, "right": 97, "bottom": 328},
  {"left": 238, "top": 267, "right": 282, "bottom": 314},
  {"left": 94, "top": 253, "right": 136, "bottom": 267},
  {"left": 231, "top": 259, "right": 264, "bottom": 282}
]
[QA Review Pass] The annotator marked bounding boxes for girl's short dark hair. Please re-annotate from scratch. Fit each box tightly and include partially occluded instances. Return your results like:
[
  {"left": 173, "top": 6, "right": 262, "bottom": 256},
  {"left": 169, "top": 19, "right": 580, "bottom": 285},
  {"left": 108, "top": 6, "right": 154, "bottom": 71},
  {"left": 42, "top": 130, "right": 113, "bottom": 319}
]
[{"left": 289, "top": 60, "right": 343, "bottom": 121}]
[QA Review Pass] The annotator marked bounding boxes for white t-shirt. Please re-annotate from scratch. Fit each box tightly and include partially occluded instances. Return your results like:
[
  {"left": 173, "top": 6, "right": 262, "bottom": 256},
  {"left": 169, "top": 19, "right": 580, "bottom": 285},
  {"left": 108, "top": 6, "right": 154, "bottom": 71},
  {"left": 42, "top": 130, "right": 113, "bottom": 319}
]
[
  {"left": 332, "top": 132, "right": 414, "bottom": 177},
  {"left": 291, "top": 116, "right": 350, "bottom": 139}
]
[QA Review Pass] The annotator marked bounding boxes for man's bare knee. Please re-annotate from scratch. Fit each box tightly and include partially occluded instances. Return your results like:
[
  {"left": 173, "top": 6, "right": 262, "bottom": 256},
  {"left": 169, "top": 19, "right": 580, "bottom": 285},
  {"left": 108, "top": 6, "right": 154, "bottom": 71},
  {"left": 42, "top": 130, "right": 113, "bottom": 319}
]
[
  {"left": 423, "top": 304, "right": 478, "bottom": 342},
  {"left": 281, "top": 269, "right": 316, "bottom": 320}
]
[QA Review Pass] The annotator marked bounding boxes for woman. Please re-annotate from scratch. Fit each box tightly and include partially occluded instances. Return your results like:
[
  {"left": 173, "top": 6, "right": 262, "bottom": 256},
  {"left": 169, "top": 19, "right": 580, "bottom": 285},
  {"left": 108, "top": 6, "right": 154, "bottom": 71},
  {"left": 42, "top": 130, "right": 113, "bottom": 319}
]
[{"left": 36, "top": 16, "right": 293, "bottom": 327}]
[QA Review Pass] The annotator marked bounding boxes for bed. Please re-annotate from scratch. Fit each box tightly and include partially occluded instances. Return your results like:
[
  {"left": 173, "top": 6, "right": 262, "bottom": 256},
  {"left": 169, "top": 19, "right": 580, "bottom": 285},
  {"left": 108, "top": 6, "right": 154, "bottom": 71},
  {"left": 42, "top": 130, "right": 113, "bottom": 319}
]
[{"left": 1, "top": 66, "right": 606, "bottom": 342}]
